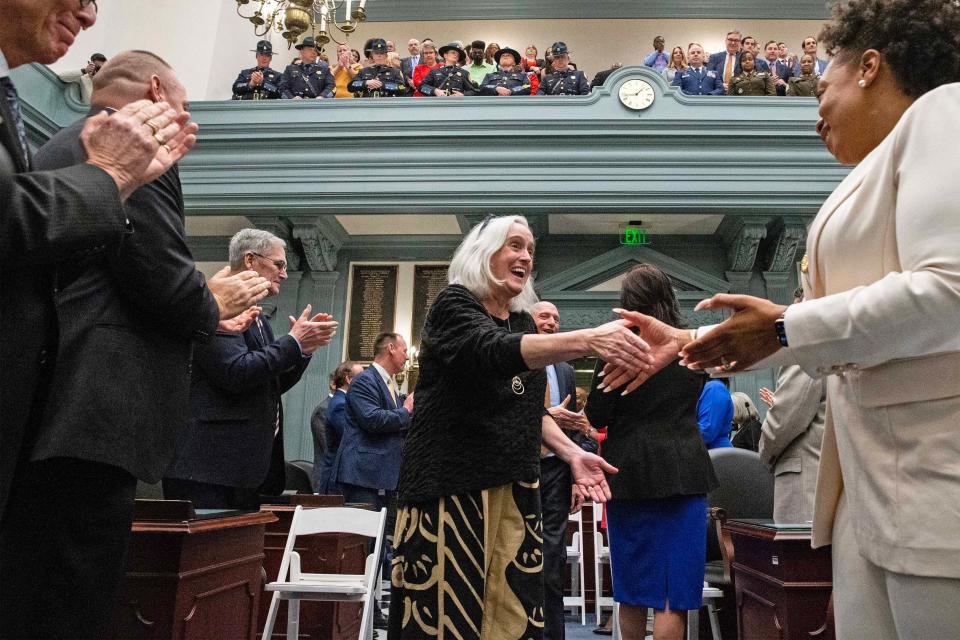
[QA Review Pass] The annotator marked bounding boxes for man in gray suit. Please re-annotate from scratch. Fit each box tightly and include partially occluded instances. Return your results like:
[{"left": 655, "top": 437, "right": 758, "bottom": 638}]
[{"left": 758, "top": 289, "right": 826, "bottom": 523}]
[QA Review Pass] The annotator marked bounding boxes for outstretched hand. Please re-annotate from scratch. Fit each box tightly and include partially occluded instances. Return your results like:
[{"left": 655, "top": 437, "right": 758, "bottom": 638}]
[
  {"left": 598, "top": 308, "right": 691, "bottom": 395},
  {"left": 679, "top": 294, "right": 786, "bottom": 372},
  {"left": 569, "top": 451, "right": 618, "bottom": 503}
]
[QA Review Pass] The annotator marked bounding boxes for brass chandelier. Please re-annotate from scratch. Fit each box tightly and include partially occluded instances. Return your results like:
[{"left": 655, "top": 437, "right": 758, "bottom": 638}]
[{"left": 235, "top": 0, "right": 369, "bottom": 49}]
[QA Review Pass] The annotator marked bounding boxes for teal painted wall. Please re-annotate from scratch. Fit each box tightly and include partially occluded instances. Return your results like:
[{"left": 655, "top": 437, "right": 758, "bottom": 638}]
[{"left": 13, "top": 62, "right": 842, "bottom": 463}]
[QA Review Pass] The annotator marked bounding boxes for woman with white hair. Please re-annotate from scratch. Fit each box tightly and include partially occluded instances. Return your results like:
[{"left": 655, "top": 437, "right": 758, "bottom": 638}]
[
  {"left": 388, "top": 215, "right": 652, "bottom": 640},
  {"left": 730, "top": 391, "right": 762, "bottom": 451}
]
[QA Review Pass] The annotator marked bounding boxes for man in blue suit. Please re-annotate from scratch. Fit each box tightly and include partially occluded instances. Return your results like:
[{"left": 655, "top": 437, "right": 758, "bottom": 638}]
[
  {"left": 336, "top": 333, "right": 412, "bottom": 511},
  {"left": 316, "top": 360, "right": 364, "bottom": 494},
  {"left": 672, "top": 43, "right": 725, "bottom": 95},
  {"left": 794, "top": 35, "right": 829, "bottom": 76},
  {"left": 164, "top": 229, "right": 338, "bottom": 509},
  {"left": 707, "top": 29, "right": 743, "bottom": 92}
]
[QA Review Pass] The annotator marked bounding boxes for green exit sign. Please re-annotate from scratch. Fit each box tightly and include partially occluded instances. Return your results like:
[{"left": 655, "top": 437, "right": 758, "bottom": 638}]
[{"left": 621, "top": 226, "right": 650, "bottom": 245}]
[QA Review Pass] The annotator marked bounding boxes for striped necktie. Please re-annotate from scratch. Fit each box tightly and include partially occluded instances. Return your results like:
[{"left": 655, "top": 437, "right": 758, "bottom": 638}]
[{"left": 0, "top": 76, "right": 30, "bottom": 165}]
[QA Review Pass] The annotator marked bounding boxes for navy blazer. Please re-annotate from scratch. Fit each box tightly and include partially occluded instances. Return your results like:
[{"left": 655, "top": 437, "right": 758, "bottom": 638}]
[
  {"left": 335, "top": 365, "right": 410, "bottom": 491},
  {"left": 166, "top": 317, "right": 310, "bottom": 490},
  {"left": 707, "top": 51, "right": 738, "bottom": 76},
  {"left": 672, "top": 67, "right": 725, "bottom": 95},
  {"left": 318, "top": 389, "right": 348, "bottom": 494},
  {"left": 551, "top": 361, "right": 598, "bottom": 454}
]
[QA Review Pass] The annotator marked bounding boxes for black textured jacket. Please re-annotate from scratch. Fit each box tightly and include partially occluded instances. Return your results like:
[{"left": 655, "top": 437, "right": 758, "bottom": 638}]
[
  {"left": 586, "top": 360, "right": 718, "bottom": 500},
  {"left": 397, "top": 285, "right": 546, "bottom": 504}
]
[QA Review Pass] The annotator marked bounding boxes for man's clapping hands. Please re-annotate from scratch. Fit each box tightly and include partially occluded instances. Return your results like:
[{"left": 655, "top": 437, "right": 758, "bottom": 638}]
[{"left": 288, "top": 304, "right": 338, "bottom": 355}]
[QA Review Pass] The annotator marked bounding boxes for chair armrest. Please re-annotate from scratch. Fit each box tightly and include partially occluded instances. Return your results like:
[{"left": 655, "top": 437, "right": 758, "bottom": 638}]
[{"left": 708, "top": 507, "right": 735, "bottom": 584}]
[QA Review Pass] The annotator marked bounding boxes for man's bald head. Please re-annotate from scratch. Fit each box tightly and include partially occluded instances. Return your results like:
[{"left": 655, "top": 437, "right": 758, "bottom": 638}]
[
  {"left": 530, "top": 301, "right": 560, "bottom": 334},
  {"left": 91, "top": 50, "right": 188, "bottom": 116}
]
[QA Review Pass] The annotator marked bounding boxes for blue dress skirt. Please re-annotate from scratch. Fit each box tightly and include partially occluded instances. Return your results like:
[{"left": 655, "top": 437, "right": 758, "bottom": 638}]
[{"left": 605, "top": 494, "right": 708, "bottom": 611}]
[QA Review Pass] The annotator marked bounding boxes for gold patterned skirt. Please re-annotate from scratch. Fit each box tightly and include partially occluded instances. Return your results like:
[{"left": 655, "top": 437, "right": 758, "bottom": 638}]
[{"left": 387, "top": 480, "right": 544, "bottom": 640}]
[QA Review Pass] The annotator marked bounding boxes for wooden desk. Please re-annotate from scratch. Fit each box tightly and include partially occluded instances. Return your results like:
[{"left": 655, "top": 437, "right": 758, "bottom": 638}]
[
  {"left": 106, "top": 509, "right": 276, "bottom": 640},
  {"left": 258, "top": 503, "right": 368, "bottom": 640},
  {"left": 724, "top": 519, "right": 833, "bottom": 640}
]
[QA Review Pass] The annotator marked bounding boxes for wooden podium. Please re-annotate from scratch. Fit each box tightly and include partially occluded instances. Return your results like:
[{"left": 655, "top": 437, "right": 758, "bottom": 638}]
[
  {"left": 724, "top": 519, "right": 834, "bottom": 640},
  {"left": 258, "top": 496, "right": 369, "bottom": 640},
  {"left": 106, "top": 500, "right": 276, "bottom": 640}
]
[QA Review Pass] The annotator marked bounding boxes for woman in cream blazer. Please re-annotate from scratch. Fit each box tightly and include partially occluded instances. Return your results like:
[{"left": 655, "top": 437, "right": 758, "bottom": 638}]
[{"left": 601, "top": 1, "right": 960, "bottom": 637}]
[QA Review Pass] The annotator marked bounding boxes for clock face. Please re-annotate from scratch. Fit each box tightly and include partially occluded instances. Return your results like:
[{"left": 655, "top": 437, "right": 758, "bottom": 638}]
[{"left": 618, "top": 79, "right": 655, "bottom": 110}]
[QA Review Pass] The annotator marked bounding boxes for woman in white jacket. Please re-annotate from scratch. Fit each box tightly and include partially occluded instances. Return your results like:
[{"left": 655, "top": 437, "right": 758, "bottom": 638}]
[{"left": 599, "top": 0, "right": 960, "bottom": 637}]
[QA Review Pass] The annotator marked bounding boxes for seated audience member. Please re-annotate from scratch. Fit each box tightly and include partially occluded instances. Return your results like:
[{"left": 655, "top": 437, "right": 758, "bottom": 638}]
[
  {"left": 762, "top": 39, "right": 794, "bottom": 95},
  {"left": 740, "top": 36, "right": 769, "bottom": 72},
  {"left": 349, "top": 38, "right": 410, "bottom": 97},
  {"left": 537, "top": 41, "right": 590, "bottom": 95},
  {"left": 317, "top": 360, "right": 365, "bottom": 494},
  {"left": 279, "top": 37, "right": 335, "bottom": 99},
  {"left": 479, "top": 47, "right": 533, "bottom": 96},
  {"left": 164, "top": 229, "right": 338, "bottom": 509},
  {"left": 698, "top": 378, "right": 733, "bottom": 449},
  {"left": 310, "top": 375, "right": 335, "bottom": 492},
  {"left": 662, "top": 46, "right": 687, "bottom": 83},
  {"left": 754, "top": 287, "right": 825, "bottom": 522},
  {"left": 59, "top": 51, "right": 107, "bottom": 102},
  {"left": 727, "top": 51, "right": 776, "bottom": 96},
  {"left": 644, "top": 35, "right": 669, "bottom": 73},
  {"left": 672, "top": 43, "right": 724, "bottom": 95},
  {"left": 331, "top": 43, "right": 362, "bottom": 98},
  {"left": 412, "top": 42, "right": 443, "bottom": 95},
  {"left": 522, "top": 44, "right": 544, "bottom": 73},
  {"left": 351, "top": 48, "right": 362, "bottom": 65},
  {"left": 730, "top": 392, "right": 762, "bottom": 451},
  {"left": 591, "top": 62, "right": 623, "bottom": 88},
  {"left": 464, "top": 40, "right": 497, "bottom": 85},
  {"left": 795, "top": 35, "right": 829, "bottom": 75},
  {"left": 586, "top": 264, "right": 718, "bottom": 640},
  {"left": 787, "top": 54, "right": 820, "bottom": 96},
  {"left": 233, "top": 40, "right": 282, "bottom": 100},
  {"left": 420, "top": 43, "right": 476, "bottom": 96}
]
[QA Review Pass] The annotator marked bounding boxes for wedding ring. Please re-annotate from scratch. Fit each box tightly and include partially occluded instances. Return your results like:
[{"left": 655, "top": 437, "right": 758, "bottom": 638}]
[
  {"left": 162, "top": 144, "right": 172, "bottom": 153},
  {"left": 153, "top": 132, "right": 166, "bottom": 146},
  {"left": 145, "top": 119, "right": 161, "bottom": 135}
]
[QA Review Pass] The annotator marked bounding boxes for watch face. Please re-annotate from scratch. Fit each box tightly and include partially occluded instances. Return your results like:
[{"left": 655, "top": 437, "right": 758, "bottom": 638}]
[{"left": 618, "top": 79, "right": 655, "bottom": 110}]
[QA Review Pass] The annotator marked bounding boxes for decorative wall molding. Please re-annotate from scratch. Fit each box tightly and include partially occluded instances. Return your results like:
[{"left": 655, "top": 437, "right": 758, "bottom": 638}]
[
  {"left": 293, "top": 224, "right": 340, "bottom": 272},
  {"left": 363, "top": 0, "right": 830, "bottom": 21},
  {"left": 764, "top": 215, "right": 809, "bottom": 272},
  {"left": 718, "top": 215, "right": 770, "bottom": 272}
]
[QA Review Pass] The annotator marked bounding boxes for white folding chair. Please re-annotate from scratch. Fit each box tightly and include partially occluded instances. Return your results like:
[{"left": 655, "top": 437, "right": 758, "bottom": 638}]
[
  {"left": 262, "top": 505, "right": 387, "bottom": 640},
  {"left": 564, "top": 509, "right": 587, "bottom": 625},
  {"left": 592, "top": 501, "right": 614, "bottom": 624}
]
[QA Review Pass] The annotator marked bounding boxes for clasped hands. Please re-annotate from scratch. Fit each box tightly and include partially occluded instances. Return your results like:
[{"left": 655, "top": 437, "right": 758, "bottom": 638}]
[{"left": 595, "top": 294, "right": 788, "bottom": 395}]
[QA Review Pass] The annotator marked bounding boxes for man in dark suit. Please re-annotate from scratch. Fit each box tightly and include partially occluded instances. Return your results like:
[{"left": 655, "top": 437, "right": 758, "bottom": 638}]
[
  {"left": 0, "top": 3, "right": 233, "bottom": 634},
  {"left": 400, "top": 38, "right": 422, "bottom": 84},
  {"left": 707, "top": 29, "right": 743, "bottom": 92},
  {"left": 794, "top": 35, "right": 829, "bottom": 76},
  {"left": 310, "top": 373, "right": 335, "bottom": 492},
  {"left": 672, "top": 43, "right": 725, "bottom": 95},
  {"left": 530, "top": 301, "right": 600, "bottom": 640},
  {"left": 761, "top": 40, "right": 794, "bottom": 96},
  {"left": 317, "top": 360, "right": 363, "bottom": 494},
  {"left": 164, "top": 229, "right": 338, "bottom": 509}
]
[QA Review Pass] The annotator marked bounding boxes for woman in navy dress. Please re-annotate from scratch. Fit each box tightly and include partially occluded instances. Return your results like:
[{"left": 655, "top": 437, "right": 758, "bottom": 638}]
[{"left": 586, "top": 263, "right": 718, "bottom": 640}]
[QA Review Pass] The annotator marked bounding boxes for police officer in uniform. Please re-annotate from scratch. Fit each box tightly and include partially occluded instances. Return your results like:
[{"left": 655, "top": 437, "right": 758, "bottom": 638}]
[
  {"left": 232, "top": 40, "right": 282, "bottom": 100},
  {"left": 478, "top": 47, "right": 532, "bottom": 96},
  {"left": 536, "top": 41, "right": 590, "bottom": 95},
  {"left": 420, "top": 43, "right": 477, "bottom": 97},
  {"left": 279, "top": 36, "right": 335, "bottom": 99},
  {"left": 349, "top": 38, "right": 409, "bottom": 97}
]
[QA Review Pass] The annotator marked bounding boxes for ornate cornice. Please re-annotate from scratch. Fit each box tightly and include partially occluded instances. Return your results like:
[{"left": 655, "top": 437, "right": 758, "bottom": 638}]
[
  {"left": 717, "top": 216, "right": 770, "bottom": 273},
  {"left": 764, "top": 216, "right": 809, "bottom": 272},
  {"left": 292, "top": 223, "right": 340, "bottom": 272}
]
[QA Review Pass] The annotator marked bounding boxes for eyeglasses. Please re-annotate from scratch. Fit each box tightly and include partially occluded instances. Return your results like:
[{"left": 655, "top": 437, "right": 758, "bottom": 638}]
[
  {"left": 250, "top": 252, "right": 287, "bottom": 272},
  {"left": 80, "top": 0, "right": 98, "bottom": 11}
]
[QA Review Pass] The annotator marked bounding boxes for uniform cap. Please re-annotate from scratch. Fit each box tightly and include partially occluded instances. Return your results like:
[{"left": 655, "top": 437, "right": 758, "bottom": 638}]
[
  {"left": 252, "top": 40, "right": 274, "bottom": 55},
  {"left": 295, "top": 36, "right": 319, "bottom": 50},
  {"left": 438, "top": 43, "right": 466, "bottom": 65},
  {"left": 494, "top": 47, "right": 522, "bottom": 66},
  {"left": 551, "top": 42, "right": 570, "bottom": 56}
]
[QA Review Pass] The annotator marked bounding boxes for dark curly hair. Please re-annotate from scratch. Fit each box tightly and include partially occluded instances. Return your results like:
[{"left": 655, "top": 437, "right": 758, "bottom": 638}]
[
  {"left": 618, "top": 263, "right": 686, "bottom": 329},
  {"left": 819, "top": 0, "right": 960, "bottom": 97}
]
